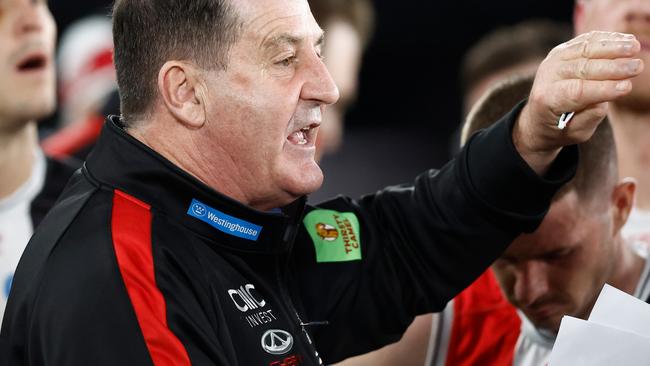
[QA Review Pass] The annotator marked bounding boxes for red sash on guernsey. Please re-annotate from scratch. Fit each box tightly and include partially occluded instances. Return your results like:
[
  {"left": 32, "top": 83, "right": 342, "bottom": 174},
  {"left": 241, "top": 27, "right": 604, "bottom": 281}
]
[{"left": 444, "top": 269, "right": 521, "bottom": 366}]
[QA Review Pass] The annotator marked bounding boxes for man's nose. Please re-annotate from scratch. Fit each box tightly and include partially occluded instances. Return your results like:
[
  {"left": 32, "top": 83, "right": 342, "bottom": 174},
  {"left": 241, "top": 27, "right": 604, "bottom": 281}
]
[
  {"left": 624, "top": 0, "right": 650, "bottom": 26},
  {"left": 300, "top": 53, "right": 340, "bottom": 106},
  {"left": 513, "top": 261, "right": 550, "bottom": 307},
  {"left": 13, "top": 1, "right": 44, "bottom": 37}
]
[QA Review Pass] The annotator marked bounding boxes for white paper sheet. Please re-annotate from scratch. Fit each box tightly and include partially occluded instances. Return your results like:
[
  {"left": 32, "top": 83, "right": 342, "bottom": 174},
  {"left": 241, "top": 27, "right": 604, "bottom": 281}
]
[
  {"left": 588, "top": 284, "right": 650, "bottom": 338},
  {"left": 548, "top": 316, "right": 650, "bottom": 366},
  {"left": 549, "top": 284, "right": 650, "bottom": 365}
]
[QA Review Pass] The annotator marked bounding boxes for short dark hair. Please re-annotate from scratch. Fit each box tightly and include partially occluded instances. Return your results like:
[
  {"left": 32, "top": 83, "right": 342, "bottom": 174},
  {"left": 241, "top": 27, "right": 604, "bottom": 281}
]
[
  {"left": 112, "top": 0, "right": 242, "bottom": 124},
  {"left": 461, "top": 20, "right": 571, "bottom": 96},
  {"left": 461, "top": 75, "right": 536, "bottom": 145},
  {"left": 462, "top": 75, "right": 618, "bottom": 202}
]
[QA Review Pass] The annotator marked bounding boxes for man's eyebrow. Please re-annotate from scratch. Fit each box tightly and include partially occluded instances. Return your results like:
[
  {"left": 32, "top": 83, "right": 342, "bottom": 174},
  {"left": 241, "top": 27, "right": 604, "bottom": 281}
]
[
  {"left": 262, "top": 31, "right": 326, "bottom": 50},
  {"left": 315, "top": 33, "right": 325, "bottom": 48},
  {"left": 263, "top": 33, "right": 301, "bottom": 50}
]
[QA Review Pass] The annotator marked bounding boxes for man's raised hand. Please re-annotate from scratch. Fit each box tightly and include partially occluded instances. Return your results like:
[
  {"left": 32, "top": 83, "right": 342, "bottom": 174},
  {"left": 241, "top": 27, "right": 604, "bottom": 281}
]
[{"left": 515, "top": 31, "right": 643, "bottom": 175}]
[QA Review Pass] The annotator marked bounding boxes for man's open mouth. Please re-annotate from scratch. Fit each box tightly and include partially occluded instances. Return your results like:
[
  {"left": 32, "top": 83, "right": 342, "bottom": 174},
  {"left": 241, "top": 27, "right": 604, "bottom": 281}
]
[
  {"left": 16, "top": 53, "right": 48, "bottom": 73},
  {"left": 640, "top": 40, "right": 650, "bottom": 53},
  {"left": 287, "top": 123, "right": 319, "bottom": 146}
]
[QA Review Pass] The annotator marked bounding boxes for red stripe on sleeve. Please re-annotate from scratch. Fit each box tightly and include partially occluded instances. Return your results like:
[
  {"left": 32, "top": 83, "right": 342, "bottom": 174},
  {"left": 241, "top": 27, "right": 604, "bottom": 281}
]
[{"left": 112, "top": 189, "right": 191, "bottom": 366}]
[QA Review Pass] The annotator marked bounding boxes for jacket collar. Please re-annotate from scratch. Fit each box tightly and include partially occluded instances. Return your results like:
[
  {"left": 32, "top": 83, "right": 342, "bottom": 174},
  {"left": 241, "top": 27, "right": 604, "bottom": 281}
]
[{"left": 85, "top": 116, "right": 305, "bottom": 254}]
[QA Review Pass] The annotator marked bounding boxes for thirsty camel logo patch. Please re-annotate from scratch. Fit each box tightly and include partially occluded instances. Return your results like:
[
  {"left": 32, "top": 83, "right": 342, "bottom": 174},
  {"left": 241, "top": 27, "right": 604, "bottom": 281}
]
[
  {"left": 304, "top": 210, "right": 361, "bottom": 262},
  {"left": 315, "top": 223, "right": 338, "bottom": 241}
]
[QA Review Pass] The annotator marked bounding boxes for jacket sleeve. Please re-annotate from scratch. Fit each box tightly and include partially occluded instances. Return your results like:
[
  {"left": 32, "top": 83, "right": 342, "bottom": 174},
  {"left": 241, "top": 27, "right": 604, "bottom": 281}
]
[{"left": 289, "top": 103, "right": 578, "bottom": 363}]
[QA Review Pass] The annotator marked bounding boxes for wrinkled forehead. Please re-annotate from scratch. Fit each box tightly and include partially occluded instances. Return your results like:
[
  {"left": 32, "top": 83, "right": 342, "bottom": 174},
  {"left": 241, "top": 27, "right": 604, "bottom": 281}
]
[{"left": 236, "top": 0, "right": 323, "bottom": 42}]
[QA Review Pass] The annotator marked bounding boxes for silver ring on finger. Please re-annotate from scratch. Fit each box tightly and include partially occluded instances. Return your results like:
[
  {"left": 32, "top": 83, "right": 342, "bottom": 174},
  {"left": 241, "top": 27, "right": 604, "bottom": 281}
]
[{"left": 558, "top": 112, "right": 576, "bottom": 130}]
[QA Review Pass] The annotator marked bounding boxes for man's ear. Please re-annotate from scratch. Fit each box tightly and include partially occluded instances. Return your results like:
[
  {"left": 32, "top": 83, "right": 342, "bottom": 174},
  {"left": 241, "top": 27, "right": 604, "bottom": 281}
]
[
  {"left": 611, "top": 177, "right": 637, "bottom": 236},
  {"left": 157, "top": 61, "right": 206, "bottom": 128}
]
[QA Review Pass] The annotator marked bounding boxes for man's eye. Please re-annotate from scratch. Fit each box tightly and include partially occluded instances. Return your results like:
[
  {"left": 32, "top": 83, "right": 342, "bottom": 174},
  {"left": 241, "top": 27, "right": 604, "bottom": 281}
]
[
  {"left": 543, "top": 248, "right": 573, "bottom": 262},
  {"left": 276, "top": 56, "right": 297, "bottom": 67}
]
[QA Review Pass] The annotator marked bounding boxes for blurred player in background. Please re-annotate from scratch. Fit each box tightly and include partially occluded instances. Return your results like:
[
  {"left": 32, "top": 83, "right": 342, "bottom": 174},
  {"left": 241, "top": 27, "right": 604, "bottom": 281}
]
[
  {"left": 574, "top": 0, "right": 650, "bottom": 246},
  {"left": 0, "top": 0, "right": 75, "bottom": 323}
]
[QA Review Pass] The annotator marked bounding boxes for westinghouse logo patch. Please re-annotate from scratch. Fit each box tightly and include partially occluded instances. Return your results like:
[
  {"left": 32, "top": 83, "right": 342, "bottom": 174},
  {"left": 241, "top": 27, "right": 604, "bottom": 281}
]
[
  {"left": 303, "top": 210, "right": 361, "bottom": 262},
  {"left": 187, "top": 199, "right": 262, "bottom": 241}
]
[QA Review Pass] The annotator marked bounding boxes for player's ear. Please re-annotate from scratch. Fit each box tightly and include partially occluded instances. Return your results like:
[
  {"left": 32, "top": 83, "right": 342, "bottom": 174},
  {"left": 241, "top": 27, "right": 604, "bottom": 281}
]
[{"left": 611, "top": 177, "right": 636, "bottom": 236}]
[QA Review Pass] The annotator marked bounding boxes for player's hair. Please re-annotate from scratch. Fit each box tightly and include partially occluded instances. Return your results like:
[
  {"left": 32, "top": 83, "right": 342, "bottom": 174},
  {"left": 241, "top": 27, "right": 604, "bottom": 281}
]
[{"left": 462, "top": 74, "right": 618, "bottom": 202}]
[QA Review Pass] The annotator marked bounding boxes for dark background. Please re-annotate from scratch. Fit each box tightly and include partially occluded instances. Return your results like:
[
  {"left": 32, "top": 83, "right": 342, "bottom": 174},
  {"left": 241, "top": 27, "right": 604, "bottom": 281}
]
[
  {"left": 47, "top": 0, "right": 574, "bottom": 201},
  {"left": 314, "top": 1, "right": 574, "bottom": 201}
]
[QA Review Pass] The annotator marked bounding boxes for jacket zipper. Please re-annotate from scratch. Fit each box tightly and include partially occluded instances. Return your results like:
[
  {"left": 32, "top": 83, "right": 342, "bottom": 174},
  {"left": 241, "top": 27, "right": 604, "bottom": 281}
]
[{"left": 275, "top": 256, "right": 324, "bottom": 366}]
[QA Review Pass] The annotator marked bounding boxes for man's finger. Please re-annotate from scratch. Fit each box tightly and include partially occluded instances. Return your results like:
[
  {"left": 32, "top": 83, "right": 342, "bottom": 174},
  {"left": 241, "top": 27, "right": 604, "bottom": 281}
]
[
  {"left": 555, "top": 78, "right": 632, "bottom": 111},
  {"left": 567, "top": 30, "right": 634, "bottom": 42},
  {"left": 555, "top": 103, "right": 608, "bottom": 139},
  {"left": 556, "top": 38, "right": 640, "bottom": 61},
  {"left": 565, "top": 30, "right": 635, "bottom": 45},
  {"left": 557, "top": 58, "right": 643, "bottom": 81}
]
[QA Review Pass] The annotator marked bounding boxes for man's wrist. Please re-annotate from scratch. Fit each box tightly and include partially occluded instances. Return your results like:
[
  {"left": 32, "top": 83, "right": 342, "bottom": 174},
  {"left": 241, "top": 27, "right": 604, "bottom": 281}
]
[{"left": 513, "top": 104, "right": 561, "bottom": 176}]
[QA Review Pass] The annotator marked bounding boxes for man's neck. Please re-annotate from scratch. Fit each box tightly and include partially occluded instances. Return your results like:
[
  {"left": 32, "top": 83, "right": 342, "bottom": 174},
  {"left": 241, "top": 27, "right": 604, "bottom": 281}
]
[
  {"left": 128, "top": 119, "right": 265, "bottom": 210},
  {"left": 0, "top": 122, "right": 38, "bottom": 199},
  {"left": 608, "top": 236, "right": 646, "bottom": 296},
  {"left": 609, "top": 105, "right": 650, "bottom": 210}
]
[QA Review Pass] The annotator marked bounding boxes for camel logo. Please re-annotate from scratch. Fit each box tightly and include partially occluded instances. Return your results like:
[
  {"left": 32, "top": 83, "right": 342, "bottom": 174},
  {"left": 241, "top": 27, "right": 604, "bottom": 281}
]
[
  {"left": 261, "top": 329, "right": 294, "bottom": 355},
  {"left": 315, "top": 223, "right": 338, "bottom": 241}
]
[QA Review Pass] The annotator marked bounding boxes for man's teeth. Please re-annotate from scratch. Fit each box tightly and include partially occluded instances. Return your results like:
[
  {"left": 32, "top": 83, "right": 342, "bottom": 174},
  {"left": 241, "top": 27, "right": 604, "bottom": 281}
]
[{"left": 291, "top": 127, "right": 310, "bottom": 145}]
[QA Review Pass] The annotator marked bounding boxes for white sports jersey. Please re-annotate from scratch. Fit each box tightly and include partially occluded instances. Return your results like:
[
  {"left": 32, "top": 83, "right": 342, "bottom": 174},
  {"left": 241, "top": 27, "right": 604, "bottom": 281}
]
[
  {"left": 0, "top": 149, "right": 45, "bottom": 322},
  {"left": 513, "top": 316, "right": 554, "bottom": 366}
]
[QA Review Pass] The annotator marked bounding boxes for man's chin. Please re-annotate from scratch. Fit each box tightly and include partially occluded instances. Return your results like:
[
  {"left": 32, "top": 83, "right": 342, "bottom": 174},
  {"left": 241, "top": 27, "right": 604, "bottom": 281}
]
[
  {"left": 282, "top": 164, "right": 324, "bottom": 198},
  {"left": 522, "top": 307, "right": 564, "bottom": 333},
  {"left": 615, "top": 74, "right": 650, "bottom": 113},
  {"left": 527, "top": 316, "right": 562, "bottom": 335},
  {"left": 614, "top": 90, "right": 650, "bottom": 113},
  {"left": 14, "top": 97, "right": 56, "bottom": 122}
]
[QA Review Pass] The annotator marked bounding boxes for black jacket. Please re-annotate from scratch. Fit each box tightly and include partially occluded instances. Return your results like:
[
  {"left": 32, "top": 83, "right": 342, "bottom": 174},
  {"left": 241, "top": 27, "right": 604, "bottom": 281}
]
[
  {"left": 30, "top": 157, "right": 78, "bottom": 228},
  {"left": 1, "top": 108, "right": 576, "bottom": 366}
]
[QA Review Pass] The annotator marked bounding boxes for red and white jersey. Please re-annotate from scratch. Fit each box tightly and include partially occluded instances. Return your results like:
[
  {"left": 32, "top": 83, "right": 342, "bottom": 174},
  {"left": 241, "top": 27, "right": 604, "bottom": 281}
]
[{"left": 428, "top": 260, "right": 650, "bottom": 366}]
